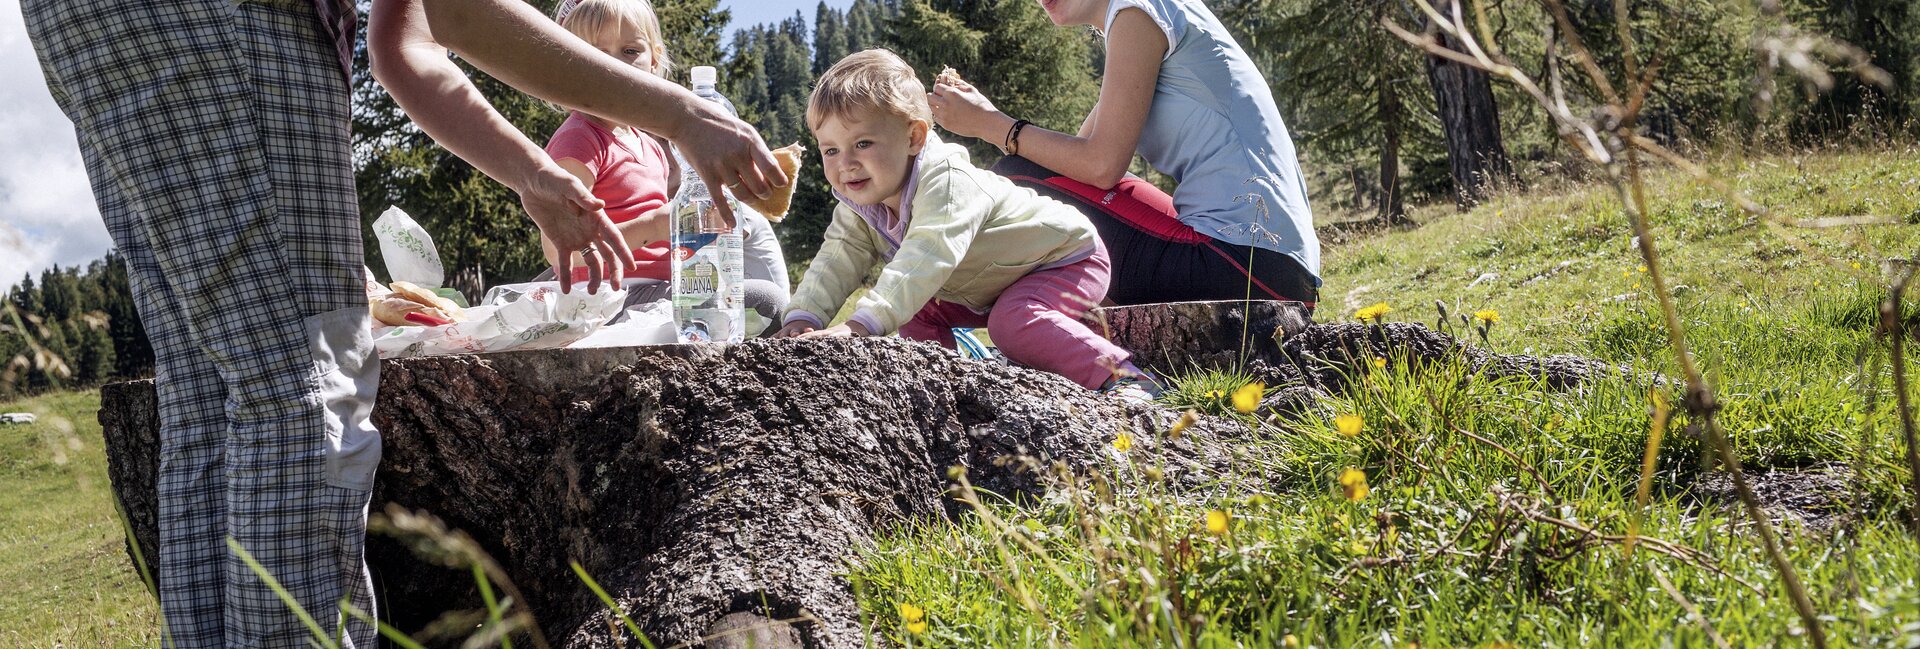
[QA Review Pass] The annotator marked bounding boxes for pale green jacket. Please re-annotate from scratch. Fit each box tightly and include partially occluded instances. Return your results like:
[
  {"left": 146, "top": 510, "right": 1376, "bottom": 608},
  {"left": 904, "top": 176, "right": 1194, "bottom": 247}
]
[{"left": 784, "top": 135, "right": 1097, "bottom": 335}]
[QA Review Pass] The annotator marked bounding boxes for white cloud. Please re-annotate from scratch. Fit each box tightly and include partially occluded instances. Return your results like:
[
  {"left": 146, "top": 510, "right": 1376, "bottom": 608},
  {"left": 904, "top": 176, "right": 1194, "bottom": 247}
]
[{"left": 0, "top": 1, "right": 111, "bottom": 289}]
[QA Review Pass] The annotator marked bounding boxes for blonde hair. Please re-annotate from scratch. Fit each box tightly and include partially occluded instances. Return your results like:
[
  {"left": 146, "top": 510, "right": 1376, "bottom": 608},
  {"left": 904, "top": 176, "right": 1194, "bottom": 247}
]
[
  {"left": 556, "top": 0, "right": 673, "bottom": 77},
  {"left": 808, "top": 49, "right": 931, "bottom": 129}
]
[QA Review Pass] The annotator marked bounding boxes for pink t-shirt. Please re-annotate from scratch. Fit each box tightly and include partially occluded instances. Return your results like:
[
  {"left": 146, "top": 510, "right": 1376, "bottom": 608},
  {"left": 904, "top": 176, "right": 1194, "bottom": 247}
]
[
  {"left": 546, "top": 113, "right": 674, "bottom": 280},
  {"left": 545, "top": 112, "right": 672, "bottom": 226}
]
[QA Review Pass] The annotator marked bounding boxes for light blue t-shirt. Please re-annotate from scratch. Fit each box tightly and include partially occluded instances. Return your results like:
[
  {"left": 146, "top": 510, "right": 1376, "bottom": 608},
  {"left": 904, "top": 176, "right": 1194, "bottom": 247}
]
[{"left": 1107, "top": 0, "right": 1319, "bottom": 281}]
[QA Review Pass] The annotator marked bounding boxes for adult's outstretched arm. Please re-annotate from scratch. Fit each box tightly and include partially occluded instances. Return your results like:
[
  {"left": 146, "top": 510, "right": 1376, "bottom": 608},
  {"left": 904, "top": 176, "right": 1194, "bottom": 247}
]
[
  {"left": 368, "top": 0, "right": 631, "bottom": 289},
  {"left": 407, "top": 0, "right": 786, "bottom": 207}
]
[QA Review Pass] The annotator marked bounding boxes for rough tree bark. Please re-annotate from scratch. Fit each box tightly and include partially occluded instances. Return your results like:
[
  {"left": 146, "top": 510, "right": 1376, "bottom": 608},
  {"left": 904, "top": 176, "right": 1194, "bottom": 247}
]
[
  {"left": 100, "top": 338, "right": 1241, "bottom": 648},
  {"left": 1371, "top": 1, "right": 1410, "bottom": 226},
  {"left": 1377, "top": 75, "right": 1409, "bottom": 224},
  {"left": 99, "top": 305, "right": 1633, "bottom": 647},
  {"left": 1423, "top": 0, "right": 1515, "bottom": 208}
]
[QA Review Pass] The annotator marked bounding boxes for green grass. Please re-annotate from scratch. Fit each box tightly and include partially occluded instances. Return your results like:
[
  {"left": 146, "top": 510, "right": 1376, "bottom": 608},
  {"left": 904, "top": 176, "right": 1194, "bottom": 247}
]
[
  {"left": 848, "top": 148, "right": 1920, "bottom": 647},
  {"left": 0, "top": 390, "right": 157, "bottom": 646},
  {"left": 9, "top": 148, "right": 1920, "bottom": 646}
]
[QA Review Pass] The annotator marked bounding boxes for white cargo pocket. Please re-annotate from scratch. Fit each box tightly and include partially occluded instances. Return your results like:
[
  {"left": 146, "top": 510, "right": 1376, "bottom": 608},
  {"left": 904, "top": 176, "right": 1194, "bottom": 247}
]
[{"left": 307, "top": 306, "right": 383, "bottom": 491}]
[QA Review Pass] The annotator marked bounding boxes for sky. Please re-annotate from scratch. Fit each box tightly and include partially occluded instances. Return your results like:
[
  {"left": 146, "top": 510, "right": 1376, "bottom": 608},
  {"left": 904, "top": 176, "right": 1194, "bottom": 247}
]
[{"left": 0, "top": 0, "right": 849, "bottom": 289}]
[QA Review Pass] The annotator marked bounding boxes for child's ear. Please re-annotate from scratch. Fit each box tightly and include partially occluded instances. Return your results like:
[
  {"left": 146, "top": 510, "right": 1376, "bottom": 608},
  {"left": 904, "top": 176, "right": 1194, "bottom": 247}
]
[{"left": 908, "top": 119, "right": 931, "bottom": 154}]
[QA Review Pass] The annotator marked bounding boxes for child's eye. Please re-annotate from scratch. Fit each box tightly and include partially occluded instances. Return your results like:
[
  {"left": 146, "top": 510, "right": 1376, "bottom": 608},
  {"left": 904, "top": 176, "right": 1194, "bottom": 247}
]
[
  {"left": 624, "top": 49, "right": 642, "bottom": 56},
  {"left": 821, "top": 148, "right": 838, "bottom": 157},
  {"left": 855, "top": 140, "right": 873, "bottom": 149}
]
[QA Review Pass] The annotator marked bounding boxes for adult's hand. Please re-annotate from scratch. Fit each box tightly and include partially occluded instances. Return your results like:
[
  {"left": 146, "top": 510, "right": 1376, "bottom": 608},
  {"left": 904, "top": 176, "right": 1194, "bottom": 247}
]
[
  {"left": 929, "top": 80, "right": 1012, "bottom": 144},
  {"left": 519, "top": 164, "right": 629, "bottom": 294},
  {"left": 672, "top": 103, "right": 787, "bottom": 231}
]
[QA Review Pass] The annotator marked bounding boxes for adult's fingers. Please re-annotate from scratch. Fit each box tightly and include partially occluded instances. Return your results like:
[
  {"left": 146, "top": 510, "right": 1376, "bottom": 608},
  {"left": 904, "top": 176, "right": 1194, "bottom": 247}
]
[
  {"left": 596, "top": 216, "right": 632, "bottom": 280},
  {"left": 600, "top": 237, "right": 624, "bottom": 286},
  {"left": 697, "top": 164, "right": 740, "bottom": 230},
  {"left": 553, "top": 257, "right": 572, "bottom": 294},
  {"left": 582, "top": 247, "right": 603, "bottom": 295}
]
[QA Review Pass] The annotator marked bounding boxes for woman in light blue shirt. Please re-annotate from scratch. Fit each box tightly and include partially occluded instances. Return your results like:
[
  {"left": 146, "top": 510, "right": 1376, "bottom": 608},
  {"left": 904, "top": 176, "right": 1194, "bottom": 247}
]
[{"left": 930, "top": 0, "right": 1319, "bottom": 308}]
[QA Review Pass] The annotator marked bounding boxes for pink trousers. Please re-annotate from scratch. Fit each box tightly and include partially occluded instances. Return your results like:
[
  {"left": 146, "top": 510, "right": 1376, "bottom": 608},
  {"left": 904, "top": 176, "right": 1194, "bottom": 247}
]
[{"left": 899, "top": 246, "right": 1132, "bottom": 389}]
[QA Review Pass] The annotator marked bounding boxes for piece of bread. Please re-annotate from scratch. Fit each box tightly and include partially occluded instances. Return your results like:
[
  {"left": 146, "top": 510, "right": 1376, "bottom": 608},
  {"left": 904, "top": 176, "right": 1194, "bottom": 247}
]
[
  {"left": 389, "top": 281, "right": 467, "bottom": 320},
  {"left": 740, "top": 143, "right": 806, "bottom": 222},
  {"left": 370, "top": 294, "right": 458, "bottom": 327},
  {"left": 369, "top": 281, "right": 467, "bottom": 327},
  {"left": 936, "top": 66, "right": 965, "bottom": 88}
]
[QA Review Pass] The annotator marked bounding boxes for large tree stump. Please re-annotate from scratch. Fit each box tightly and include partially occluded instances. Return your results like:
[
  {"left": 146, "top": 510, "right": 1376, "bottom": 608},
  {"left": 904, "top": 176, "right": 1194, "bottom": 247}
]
[
  {"left": 99, "top": 337, "right": 1239, "bottom": 648},
  {"left": 97, "top": 302, "right": 1633, "bottom": 647}
]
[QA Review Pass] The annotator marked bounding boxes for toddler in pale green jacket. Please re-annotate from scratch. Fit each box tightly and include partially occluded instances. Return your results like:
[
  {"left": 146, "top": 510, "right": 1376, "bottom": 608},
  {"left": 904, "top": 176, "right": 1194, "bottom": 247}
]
[{"left": 776, "top": 49, "right": 1150, "bottom": 393}]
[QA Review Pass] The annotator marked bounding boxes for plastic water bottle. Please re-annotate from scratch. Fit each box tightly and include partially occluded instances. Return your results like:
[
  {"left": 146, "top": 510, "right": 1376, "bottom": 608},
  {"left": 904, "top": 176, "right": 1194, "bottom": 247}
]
[
  {"left": 690, "top": 65, "right": 737, "bottom": 116},
  {"left": 669, "top": 66, "right": 746, "bottom": 343}
]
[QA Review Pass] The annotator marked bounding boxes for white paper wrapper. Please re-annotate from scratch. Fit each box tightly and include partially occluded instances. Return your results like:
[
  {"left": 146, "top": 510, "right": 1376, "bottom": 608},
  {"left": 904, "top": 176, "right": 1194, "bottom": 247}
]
[
  {"left": 570, "top": 295, "right": 677, "bottom": 348},
  {"left": 373, "top": 206, "right": 445, "bottom": 288},
  {"left": 373, "top": 281, "right": 626, "bottom": 358}
]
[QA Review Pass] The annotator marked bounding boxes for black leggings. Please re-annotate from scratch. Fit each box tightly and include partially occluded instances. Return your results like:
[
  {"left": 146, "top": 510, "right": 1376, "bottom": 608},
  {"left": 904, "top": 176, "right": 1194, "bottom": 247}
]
[{"left": 990, "top": 156, "right": 1318, "bottom": 308}]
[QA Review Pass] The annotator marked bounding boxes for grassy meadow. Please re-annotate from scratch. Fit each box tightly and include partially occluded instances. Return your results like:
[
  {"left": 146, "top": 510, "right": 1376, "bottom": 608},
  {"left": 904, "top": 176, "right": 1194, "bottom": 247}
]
[
  {"left": 4, "top": 147, "right": 1920, "bottom": 646},
  {"left": 849, "top": 148, "right": 1920, "bottom": 647},
  {"left": 0, "top": 390, "right": 157, "bottom": 646}
]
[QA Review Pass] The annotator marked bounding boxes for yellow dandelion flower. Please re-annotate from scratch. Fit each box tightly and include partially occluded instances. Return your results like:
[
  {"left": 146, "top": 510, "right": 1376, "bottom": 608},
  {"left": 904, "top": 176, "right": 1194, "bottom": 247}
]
[
  {"left": 1338, "top": 467, "right": 1370, "bottom": 501},
  {"left": 1282, "top": 634, "right": 1301, "bottom": 649},
  {"left": 1113, "top": 433, "right": 1134, "bottom": 452},
  {"left": 1370, "top": 356, "right": 1387, "bottom": 369},
  {"left": 1353, "top": 302, "right": 1392, "bottom": 323},
  {"left": 1473, "top": 309, "right": 1500, "bottom": 324},
  {"left": 1207, "top": 389, "right": 1225, "bottom": 401},
  {"left": 1169, "top": 410, "right": 1198, "bottom": 438},
  {"left": 907, "top": 620, "right": 928, "bottom": 635},
  {"left": 1851, "top": 261, "right": 1863, "bottom": 270},
  {"left": 1335, "top": 414, "right": 1363, "bottom": 437},
  {"left": 1637, "top": 265, "right": 1648, "bottom": 274},
  {"left": 1231, "top": 382, "right": 1264, "bottom": 413},
  {"left": 1632, "top": 282, "right": 1642, "bottom": 289},
  {"left": 1205, "top": 509, "right": 1230, "bottom": 535},
  {"left": 898, "top": 602, "right": 926, "bottom": 622}
]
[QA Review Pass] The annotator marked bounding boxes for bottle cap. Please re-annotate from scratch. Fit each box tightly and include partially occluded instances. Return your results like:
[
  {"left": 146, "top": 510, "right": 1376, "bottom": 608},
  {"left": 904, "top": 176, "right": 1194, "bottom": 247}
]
[{"left": 690, "top": 66, "right": 717, "bottom": 87}]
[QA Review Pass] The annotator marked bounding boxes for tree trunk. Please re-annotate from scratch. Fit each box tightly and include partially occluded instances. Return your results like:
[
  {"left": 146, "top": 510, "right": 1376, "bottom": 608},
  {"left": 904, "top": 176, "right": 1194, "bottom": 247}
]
[
  {"left": 1423, "top": 0, "right": 1515, "bottom": 208},
  {"left": 1377, "top": 77, "right": 1409, "bottom": 224}
]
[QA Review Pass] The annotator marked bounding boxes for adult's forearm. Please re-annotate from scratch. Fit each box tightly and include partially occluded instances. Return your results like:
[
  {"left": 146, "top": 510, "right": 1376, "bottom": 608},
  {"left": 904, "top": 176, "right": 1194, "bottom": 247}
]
[
  {"left": 419, "top": 0, "right": 705, "bottom": 140},
  {"left": 1010, "top": 125, "right": 1133, "bottom": 190},
  {"left": 374, "top": 46, "right": 555, "bottom": 191}
]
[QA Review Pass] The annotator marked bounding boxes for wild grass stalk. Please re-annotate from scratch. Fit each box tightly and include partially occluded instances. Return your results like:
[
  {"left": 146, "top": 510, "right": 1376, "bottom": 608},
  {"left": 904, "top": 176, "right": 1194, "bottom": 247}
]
[
  {"left": 1375, "top": 0, "right": 1909, "bottom": 643},
  {"left": 1879, "top": 263, "right": 1920, "bottom": 534}
]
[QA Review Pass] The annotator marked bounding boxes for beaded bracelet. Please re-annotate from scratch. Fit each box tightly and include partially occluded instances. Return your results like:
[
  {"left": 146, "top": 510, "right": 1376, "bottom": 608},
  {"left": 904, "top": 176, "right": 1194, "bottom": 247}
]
[{"left": 1003, "top": 119, "right": 1032, "bottom": 156}]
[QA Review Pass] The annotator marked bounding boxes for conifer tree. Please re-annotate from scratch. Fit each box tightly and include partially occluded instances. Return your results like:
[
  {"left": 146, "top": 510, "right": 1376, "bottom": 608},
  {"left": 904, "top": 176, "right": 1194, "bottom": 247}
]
[
  {"left": 814, "top": 3, "right": 850, "bottom": 75},
  {"left": 657, "top": 0, "right": 731, "bottom": 74},
  {"left": 884, "top": 0, "right": 1099, "bottom": 163}
]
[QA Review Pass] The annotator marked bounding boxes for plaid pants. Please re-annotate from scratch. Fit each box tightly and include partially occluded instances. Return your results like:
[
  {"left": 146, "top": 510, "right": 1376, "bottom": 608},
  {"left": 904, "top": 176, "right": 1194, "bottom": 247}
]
[{"left": 24, "top": 0, "right": 380, "bottom": 646}]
